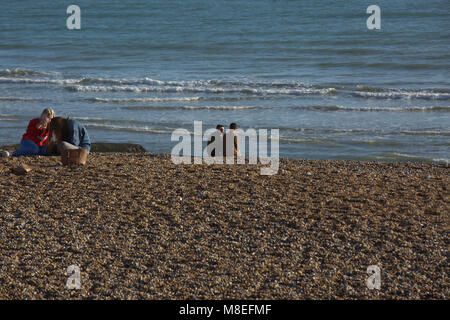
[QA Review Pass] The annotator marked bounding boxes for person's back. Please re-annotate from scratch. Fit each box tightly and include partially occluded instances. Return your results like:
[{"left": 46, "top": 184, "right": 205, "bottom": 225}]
[
  {"left": 48, "top": 117, "right": 91, "bottom": 155},
  {"left": 208, "top": 124, "right": 224, "bottom": 157},
  {"left": 223, "top": 123, "right": 240, "bottom": 158},
  {"left": 67, "top": 119, "right": 91, "bottom": 151}
]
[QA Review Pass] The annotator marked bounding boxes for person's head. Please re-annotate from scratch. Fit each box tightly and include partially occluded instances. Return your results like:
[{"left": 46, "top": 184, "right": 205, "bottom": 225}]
[
  {"left": 216, "top": 124, "right": 225, "bottom": 133},
  {"left": 49, "top": 116, "right": 68, "bottom": 144},
  {"left": 39, "top": 107, "right": 55, "bottom": 127},
  {"left": 229, "top": 123, "right": 238, "bottom": 130}
]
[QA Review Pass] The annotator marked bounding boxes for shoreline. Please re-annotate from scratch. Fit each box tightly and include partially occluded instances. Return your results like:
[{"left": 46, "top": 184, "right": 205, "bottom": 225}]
[
  {"left": 1, "top": 142, "right": 147, "bottom": 153},
  {"left": 0, "top": 152, "right": 448, "bottom": 299},
  {"left": 1, "top": 142, "right": 448, "bottom": 165}
]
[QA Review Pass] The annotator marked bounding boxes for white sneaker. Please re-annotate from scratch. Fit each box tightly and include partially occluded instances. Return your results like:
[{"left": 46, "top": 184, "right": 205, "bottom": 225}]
[{"left": 0, "top": 151, "right": 11, "bottom": 158}]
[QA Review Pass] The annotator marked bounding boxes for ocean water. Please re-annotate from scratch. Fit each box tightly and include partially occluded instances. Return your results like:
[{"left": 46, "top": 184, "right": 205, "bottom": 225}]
[{"left": 0, "top": 0, "right": 449, "bottom": 162}]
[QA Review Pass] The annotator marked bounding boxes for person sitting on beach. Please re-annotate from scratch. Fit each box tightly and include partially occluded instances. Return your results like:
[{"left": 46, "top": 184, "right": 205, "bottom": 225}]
[
  {"left": 48, "top": 117, "right": 91, "bottom": 155},
  {"left": 207, "top": 124, "right": 224, "bottom": 157},
  {"left": 223, "top": 123, "right": 241, "bottom": 158},
  {"left": 1, "top": 107, "right": 55, "bottom": 157}
]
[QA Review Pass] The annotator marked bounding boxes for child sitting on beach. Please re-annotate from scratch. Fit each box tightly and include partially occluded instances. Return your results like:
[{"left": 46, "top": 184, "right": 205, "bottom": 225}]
[
  {"left": 1, "top": 107, "right": 55, "bottom": 157},
  {"left": 207, "top": 124, "right": 224, "bottom": 157},
  {"left": 48, "top": 117, "right": 91, "bottom": 154}
]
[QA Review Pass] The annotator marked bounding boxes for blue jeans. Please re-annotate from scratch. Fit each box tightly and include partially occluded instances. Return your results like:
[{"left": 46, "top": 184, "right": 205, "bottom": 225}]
[{"left": 13, "top": 138, "right": 47, "bottom": 156}]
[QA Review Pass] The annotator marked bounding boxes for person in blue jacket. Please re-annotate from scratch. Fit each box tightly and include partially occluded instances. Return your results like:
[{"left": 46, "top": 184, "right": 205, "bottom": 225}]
[{"left": 48, "top": 116, "right": 91, "bottom": 154}]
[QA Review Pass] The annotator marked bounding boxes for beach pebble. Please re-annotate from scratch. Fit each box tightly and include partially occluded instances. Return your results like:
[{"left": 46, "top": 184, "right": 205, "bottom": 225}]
[
  {"left": 11, "top": 164, "right": 32, "bottom": 175},
  {"left": 0, "top": 153, "right": 447, "bottom": 299}
]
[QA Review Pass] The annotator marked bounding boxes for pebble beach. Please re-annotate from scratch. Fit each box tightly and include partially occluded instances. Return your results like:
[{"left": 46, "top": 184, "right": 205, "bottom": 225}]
[{"left": 0, "top": 151, "right": 448, "bottom": 299}]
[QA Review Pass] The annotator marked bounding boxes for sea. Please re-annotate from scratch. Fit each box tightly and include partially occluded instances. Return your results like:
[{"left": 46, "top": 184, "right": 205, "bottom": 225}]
[{"left": 0, "top": 0, "right": 449, "bottom": 162}]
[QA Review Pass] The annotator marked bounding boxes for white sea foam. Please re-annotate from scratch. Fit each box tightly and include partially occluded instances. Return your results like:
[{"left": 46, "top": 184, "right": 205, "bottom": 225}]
[
  {"left": 87, "top": 97, "right": 203, "bottom": 103},
  {"left": 432, "top": 158, "right": 449, "bottom": 165},
  {"left": 278, "top": 135, "right": 330, "bottom": 144},
  {"left": 124, "top": 105, "right": 264, "bottom": 111},
  {"left": 0, "top": 68, "right": 58, "bottom": 77},
  {"left": 179, "top": 105, "right": 263, "bottom": 110},
  {"left": 389, "top": 152, "right": 427, "bottom": 159},
  {"left": 0, "top": 77, "right": 78, "bottom": 85},
  {"left": 289, "top": 105, "right": 449, "bottom": 112},
  {"left": 85, "top": 123, "right": 173, "bottom": 134},
  {"left": 3, "top": 72, "right": 448, "bottom": 101},
  {"left": 400, "top": 130, "right": 450, "bottom": 136},
  {"left": 66, "top": 84, "right": 336, "bottom": 95},
  {"left": 0, "top": 96, "right": 49, "bottom": 102},
  {"left": 0, "top": 75, "right": 336, "bottom": 96},
  {"left": 353, "top": 90, "right": 450, "bottom": 100}
]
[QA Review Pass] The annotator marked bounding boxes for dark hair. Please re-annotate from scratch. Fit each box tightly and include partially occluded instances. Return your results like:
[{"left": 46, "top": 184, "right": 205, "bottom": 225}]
[
  {"left": 49, "top": 116, "right": 69, "bottom": 143},
  {"left": 216, "top": 124, "right": 224, "bottom": 129},
  {"left": 230, "top": 123, "right": 237, "bottom": 130}
]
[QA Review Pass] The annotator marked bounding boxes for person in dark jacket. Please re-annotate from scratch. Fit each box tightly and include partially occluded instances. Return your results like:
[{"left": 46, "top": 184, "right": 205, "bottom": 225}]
[{"left": 48, "top": 117, "right": 91, "bottom": 154}]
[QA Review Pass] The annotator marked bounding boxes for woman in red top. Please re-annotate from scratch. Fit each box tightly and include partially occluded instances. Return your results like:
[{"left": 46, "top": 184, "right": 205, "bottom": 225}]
[{"left": 9, "top": 108, "right": 55, "bottom": 156}]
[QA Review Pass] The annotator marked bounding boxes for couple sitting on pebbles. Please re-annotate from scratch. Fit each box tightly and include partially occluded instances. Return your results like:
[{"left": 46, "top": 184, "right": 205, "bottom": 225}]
[
  {"left": 207, "top": 122, "right": 241, "bottom": 158},
  {"left": 1, "top": 108, "right": 90, "bottom": 158}
]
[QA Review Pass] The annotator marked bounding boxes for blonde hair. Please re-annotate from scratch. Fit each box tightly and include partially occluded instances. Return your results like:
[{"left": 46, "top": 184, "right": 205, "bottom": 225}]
[
  {"left": 37, "top": 107, "right": 55, "bottom": 130},
  {"left": 41, "top": 107, "right": 55, "bottom": 118}
]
